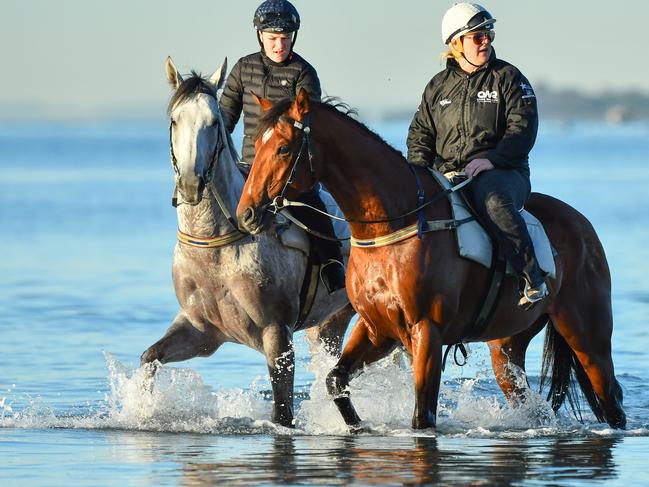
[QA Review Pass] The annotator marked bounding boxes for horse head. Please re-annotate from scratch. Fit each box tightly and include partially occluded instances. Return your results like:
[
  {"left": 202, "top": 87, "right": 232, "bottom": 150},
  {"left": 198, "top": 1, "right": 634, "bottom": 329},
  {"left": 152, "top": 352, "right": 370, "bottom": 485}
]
[
  {"left": 166, "top": 56, "right": 228, "bottom": 206},
  {"left": 237, "top": 88, "right": 323, "bottom": 233}
]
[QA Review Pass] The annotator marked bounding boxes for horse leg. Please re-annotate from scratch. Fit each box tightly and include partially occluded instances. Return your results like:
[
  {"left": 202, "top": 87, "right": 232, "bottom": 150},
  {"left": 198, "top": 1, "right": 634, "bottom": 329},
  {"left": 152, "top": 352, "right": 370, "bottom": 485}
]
[
  {"left": 549, "top": 302, "right": 626, "bottom": 429},
  {"left": 487, "top": 316, "right": 548, "bottom": 405},
  {"left": 140, "top": 311, "right": 224, "bottom": 367},
  {"left": 305, "top": 303, "right": 355, "bottom": 356},
  {"left": 326, "top": 318, "right": 397, "bottom": 432},
  {"left": 410, "top": 319, "right": 443, "bottom": 429},
  {"left": 262, "top": 324, "right": 295, "bottom": 428}
]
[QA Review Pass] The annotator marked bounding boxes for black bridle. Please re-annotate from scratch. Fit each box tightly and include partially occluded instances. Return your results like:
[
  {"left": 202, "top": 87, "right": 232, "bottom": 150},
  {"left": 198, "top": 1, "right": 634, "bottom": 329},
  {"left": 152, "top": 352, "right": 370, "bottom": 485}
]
[
  {"left": 169, "top": 120, "right": 240, "bottom": 230},
  {"left": 271, "top": 113, "right": 314, "bottom": 212},
  {"left": 266, "top": 113, "right": 473, "bottom": 226}
]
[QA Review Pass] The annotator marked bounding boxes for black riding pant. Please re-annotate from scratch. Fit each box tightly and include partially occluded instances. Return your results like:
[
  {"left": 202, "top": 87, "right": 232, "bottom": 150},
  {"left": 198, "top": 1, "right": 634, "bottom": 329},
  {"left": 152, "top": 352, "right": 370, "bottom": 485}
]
[
  {"left": 465, "top": 169, "right": 544, "bottom": 287},
  {"left": 290, "top": 187, "right": 343, "bottom": 265}
]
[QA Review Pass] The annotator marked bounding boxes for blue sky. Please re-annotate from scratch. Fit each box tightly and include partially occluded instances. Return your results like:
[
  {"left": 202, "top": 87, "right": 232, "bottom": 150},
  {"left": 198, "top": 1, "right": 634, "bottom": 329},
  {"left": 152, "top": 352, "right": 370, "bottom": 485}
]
[{"left": 2, "top": 0, "right": 647, "bottom": 120}]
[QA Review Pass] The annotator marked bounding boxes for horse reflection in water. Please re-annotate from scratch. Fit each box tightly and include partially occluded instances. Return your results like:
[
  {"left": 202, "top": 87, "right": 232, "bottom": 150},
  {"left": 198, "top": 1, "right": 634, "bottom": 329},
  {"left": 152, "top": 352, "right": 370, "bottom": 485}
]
[
  {"left": 168, "top": 435, "right": 620, "bottom": 485},
  {"left": 236, "top": 89, "right": 626, "bottom": 431},
  {"left": 140, "top": 60, "right": 354, "bottom": 427}
]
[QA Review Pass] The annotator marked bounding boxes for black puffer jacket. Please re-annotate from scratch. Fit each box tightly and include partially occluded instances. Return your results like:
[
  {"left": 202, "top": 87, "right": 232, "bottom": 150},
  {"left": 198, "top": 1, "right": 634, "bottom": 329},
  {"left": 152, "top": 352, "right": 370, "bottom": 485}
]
[
  {"left": 219, "top": 51, "right": 321, "bottom": 163},
  {"left": 407, "top": 53, "right": 538, "bottom": 176}
]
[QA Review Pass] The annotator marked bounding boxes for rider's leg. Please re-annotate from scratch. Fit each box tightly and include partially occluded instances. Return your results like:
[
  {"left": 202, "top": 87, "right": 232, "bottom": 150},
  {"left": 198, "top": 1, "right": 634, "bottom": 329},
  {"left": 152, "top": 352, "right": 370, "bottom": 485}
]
[
  {"left": 466, "top": 169, "right": 547, "bottom": 306},
  {"left": 291, "top": 187, "right": 346, "bottom": 293}
]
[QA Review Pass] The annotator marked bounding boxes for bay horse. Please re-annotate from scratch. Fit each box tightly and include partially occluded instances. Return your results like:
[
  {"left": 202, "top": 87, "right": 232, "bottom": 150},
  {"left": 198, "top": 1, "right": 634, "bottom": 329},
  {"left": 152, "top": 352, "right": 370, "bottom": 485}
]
[
  {"left": 140, "top": 60, "right": 355, "bottom": 427},
  {"left": 235, "top": 88, "right": 626, "bottom": 431}
]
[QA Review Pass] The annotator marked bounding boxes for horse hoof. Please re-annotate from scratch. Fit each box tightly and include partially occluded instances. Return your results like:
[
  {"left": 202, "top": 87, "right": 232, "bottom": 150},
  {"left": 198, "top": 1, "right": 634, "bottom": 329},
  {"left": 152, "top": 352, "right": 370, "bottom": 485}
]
[
  {"left": 349, "top": 423, "right": 370, "bottom": 435},
  {"left": 609, "top": 412, "right": 626, "bottom": 430}
]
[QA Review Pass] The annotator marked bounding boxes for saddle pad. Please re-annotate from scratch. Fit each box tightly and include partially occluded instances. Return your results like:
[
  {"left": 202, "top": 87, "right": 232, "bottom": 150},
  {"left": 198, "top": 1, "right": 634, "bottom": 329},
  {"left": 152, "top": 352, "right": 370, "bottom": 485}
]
[{"left": 431, "top": 171, "right": 556, "bottom": 279}]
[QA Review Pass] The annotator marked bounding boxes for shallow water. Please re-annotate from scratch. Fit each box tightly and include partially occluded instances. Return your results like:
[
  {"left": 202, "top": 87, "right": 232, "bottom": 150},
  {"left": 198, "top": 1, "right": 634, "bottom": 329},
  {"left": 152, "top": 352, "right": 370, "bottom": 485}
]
[{"left": 1, "top": 120, "right": 649, "bottom": 486}]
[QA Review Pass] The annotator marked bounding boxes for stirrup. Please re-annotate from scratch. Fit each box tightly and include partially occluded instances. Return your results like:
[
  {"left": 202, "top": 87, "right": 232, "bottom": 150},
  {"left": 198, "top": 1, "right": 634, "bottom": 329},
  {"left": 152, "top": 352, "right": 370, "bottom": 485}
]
[
  {"left": 518, "top": 280, "right": 548, "bottom": 310},
  {"left": 320, "top": 259, "right": 346, "bottom": 294}
]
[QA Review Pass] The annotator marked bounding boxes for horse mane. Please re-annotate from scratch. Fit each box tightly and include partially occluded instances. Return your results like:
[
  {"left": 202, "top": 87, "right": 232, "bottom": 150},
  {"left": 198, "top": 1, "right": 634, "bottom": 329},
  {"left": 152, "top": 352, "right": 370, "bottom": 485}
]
[
  {"left": 168, "top": 71, "right": 216, "bottom": 113},
  {"left": 255, "top": 96, "right": 406, "bottom": 161}
]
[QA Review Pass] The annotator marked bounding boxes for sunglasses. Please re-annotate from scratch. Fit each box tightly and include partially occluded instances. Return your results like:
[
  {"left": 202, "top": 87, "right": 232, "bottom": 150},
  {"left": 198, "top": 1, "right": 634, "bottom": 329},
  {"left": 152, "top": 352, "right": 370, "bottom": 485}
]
[{"left": 464, "top": 30, "right": 495, "bottom": 45}]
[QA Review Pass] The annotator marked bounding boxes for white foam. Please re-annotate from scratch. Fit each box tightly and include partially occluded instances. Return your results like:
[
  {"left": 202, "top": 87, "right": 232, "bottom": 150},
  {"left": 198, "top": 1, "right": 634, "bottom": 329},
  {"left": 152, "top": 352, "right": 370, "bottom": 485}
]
[{"left": 1, "top": 348, "right": 647, "bottom": 438}]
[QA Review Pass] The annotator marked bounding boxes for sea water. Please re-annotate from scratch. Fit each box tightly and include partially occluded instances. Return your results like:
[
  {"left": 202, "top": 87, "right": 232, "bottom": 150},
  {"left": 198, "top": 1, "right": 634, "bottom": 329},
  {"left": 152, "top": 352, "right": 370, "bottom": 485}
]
[{"left": 1, "top": 120, "right": 648, "bottom": 486}]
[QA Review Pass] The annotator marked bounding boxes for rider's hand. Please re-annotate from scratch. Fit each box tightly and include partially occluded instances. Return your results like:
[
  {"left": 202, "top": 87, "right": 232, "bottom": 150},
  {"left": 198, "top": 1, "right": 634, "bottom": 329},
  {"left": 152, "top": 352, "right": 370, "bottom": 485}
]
[{"left": 465, "top": 158, "right": 494, "bottom": 178}]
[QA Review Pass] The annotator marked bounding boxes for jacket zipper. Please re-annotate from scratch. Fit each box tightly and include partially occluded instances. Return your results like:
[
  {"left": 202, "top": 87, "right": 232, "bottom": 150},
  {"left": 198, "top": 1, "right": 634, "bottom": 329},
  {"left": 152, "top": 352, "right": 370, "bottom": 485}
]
[{"left": 459, "top": 75, "right": 470, "bottom": 166}]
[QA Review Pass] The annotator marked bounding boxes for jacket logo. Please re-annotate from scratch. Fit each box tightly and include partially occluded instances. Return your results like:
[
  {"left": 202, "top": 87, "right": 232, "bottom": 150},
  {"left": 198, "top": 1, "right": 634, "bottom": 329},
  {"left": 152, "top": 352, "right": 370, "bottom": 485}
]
[
  {"left": 477, "top": 90, "right": 498, "bottom": 103},
  {"left": 520, "top": 82, "right": 536, "bottom": 99},
  {"left": 439, "top": 99, "right": 452, "bottom": 107}
]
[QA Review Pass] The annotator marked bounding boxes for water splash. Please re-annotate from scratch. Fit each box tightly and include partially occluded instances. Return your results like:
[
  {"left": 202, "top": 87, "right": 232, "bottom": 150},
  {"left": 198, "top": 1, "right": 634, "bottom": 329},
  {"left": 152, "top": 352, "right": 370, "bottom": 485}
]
[{"left": 1, "top": 347, "right": 646, "bottom": 438}]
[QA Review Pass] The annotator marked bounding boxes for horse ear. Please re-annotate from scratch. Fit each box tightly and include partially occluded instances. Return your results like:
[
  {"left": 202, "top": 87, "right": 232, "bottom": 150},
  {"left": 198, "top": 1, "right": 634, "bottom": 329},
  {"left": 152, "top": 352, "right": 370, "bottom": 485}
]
[
  {"left": 209, "top": 57, "right": 227, "bottom": 91},
  {"left": 293, "top": 88, "right": 310, "bottom": 116},
  {"left": 166, "top": 56, "right": 183, "bottom": 89},
  {"left": 251, "top": 91, "right": 274, "bottom": 112}
]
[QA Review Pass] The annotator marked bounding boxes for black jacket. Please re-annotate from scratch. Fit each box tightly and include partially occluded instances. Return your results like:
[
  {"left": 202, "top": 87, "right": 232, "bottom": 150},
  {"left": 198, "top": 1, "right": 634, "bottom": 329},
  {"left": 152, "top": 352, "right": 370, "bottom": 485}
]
[
  {"left": 407, "top": 53, "right": 538, "bottom": 176},
  {"left": 219, "top": 50, "right": 321, "bottom": 163}
]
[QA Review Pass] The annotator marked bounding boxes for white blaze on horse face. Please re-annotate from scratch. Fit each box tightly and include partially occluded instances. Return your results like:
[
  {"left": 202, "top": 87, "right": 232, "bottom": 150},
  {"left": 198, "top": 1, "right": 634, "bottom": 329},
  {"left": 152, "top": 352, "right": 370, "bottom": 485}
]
[
  {"left": 262, "top": 127, "right": 274, "bottom": 145},
  {"left": 172, "top": 94, "right": 219, "bottom": 182}
]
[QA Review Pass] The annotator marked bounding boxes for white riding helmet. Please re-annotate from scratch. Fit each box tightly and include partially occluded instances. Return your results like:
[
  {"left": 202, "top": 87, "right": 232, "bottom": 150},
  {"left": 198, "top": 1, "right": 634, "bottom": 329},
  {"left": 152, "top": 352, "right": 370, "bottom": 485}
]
[{"left": 441, "top": 3, "right": 497, "bottom": 44}]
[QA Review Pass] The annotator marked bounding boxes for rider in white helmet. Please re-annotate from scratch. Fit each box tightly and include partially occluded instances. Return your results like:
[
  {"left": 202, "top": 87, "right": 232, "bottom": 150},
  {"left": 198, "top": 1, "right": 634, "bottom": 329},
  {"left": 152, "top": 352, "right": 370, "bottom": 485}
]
[{"left": 407, "top": 3, "right": 548, "bottom": 308}]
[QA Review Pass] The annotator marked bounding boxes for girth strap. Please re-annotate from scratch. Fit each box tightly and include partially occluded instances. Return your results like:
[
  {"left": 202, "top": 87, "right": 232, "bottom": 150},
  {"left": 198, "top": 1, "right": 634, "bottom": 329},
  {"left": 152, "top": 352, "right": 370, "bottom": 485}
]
[
  {"left": 294, "top": 259, "right": 320, "bottom": 331},
  {"left": 350, "top": 217, "right": 474, "bottom": 248}
]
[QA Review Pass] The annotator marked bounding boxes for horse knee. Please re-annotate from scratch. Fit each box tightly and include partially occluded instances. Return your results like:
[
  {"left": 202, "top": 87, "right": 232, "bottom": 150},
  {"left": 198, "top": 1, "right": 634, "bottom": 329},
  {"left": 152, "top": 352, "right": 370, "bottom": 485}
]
[{"left": 326, "top": 366, "right": 350, "bottom": 398}]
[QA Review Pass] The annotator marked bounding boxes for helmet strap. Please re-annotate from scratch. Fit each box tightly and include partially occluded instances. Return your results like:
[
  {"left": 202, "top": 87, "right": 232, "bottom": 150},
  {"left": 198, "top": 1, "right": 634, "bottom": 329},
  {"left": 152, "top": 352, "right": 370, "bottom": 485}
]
[
  {"left": 290, "top": 30, "right": 298, "bottom": 53},
  {"left": 461, "top": 51, "right": 483, "bottom": 69},
  {"left": 451, "top": 37, "right": 485, "bottom": 70}
]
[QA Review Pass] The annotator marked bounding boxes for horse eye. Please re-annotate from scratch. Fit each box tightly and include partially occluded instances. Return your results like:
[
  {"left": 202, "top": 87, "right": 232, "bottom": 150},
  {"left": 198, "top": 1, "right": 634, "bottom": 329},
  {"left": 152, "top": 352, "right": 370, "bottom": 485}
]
[{"left": 277, "top": 145, "right": 291, "bottom": 156}]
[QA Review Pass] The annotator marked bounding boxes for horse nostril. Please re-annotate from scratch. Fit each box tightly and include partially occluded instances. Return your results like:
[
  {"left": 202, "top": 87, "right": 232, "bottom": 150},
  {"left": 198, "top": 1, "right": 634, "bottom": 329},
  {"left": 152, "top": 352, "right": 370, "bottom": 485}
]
[{"left": 243, "top": 207, "right": 255, "bottom": 224}]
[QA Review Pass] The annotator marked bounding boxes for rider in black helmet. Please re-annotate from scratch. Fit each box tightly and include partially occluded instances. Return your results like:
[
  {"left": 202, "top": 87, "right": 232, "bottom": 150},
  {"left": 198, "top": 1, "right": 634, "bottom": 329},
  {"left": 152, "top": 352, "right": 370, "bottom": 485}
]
[{"left": 220, "top": 0, "right": 346, "bottom": 293}]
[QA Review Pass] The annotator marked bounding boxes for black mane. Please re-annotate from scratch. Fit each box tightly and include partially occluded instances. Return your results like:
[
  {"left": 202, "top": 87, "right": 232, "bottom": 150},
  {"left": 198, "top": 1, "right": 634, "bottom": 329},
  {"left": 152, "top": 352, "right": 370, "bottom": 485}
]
[
  {"left": 255, "top": 97, "right": 406, "bottom": 160},
  {"left": 168, "top": 72, "right": 216, "bottom": 113}
]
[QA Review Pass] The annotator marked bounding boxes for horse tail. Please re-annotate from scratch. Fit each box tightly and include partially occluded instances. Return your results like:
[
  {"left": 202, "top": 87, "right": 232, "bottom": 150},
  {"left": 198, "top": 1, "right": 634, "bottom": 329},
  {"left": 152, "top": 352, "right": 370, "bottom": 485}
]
[{"left": 540, "top": 322, "right": 606, "bottom": 423}]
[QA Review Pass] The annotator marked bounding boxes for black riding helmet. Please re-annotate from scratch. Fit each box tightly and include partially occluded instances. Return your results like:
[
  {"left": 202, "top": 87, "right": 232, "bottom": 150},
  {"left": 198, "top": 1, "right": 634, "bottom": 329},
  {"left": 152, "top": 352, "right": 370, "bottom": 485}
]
[
  {"left": 253, "top": 0, "right": 300, "bottom": 33},
  {"left": 253, "top": 0, "right": 301, "bottom": 55}
]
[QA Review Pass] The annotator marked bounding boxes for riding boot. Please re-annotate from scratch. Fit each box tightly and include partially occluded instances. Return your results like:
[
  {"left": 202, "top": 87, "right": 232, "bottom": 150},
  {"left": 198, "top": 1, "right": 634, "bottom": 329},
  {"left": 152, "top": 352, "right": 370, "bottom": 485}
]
[
  {"left": 466, "top": 169, "right": 548, "bottom": 309},
  {"left": 291, "top": 188, "right": 346, "bottom": 294}
]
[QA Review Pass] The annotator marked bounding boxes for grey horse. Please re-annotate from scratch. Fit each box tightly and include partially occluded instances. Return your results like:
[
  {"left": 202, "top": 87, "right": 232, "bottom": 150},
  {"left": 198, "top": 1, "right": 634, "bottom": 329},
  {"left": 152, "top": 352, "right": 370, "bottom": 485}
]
[{"left": 140, "top": 57, "right": 355, "bottom": 427}]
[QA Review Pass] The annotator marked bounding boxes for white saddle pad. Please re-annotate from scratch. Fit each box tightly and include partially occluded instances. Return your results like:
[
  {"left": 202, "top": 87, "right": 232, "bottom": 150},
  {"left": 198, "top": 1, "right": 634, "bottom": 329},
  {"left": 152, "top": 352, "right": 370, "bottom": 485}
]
[{"left": 431, "top": 171, "right": 556, "bottom": 279}]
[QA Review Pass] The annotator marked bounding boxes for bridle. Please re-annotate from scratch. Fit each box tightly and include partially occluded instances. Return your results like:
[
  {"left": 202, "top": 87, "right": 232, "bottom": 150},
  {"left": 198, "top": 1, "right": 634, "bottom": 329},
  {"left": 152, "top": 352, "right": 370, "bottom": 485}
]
[
  {"left": 272, "top": 112, "right": 314, "bottom": 209},
  {"left": 169, "top": 99, "right": 244, "bottom": 241},
  {"left": 266, "top": 112, "right": 473, "bottom": 226}
]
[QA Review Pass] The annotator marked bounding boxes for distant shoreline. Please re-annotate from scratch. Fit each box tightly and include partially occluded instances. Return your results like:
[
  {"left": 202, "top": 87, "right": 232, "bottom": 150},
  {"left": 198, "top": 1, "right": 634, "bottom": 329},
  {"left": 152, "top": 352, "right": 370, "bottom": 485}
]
[{"left": 1, "top": 85, "right": 648, "bottom": 124}]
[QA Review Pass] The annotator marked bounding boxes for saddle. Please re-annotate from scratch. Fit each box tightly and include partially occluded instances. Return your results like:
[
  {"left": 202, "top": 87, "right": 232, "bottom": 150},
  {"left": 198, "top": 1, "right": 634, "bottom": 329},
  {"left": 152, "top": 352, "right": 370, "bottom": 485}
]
[{"left": 430, "top": 170, "right": 556, "bottom": 279}]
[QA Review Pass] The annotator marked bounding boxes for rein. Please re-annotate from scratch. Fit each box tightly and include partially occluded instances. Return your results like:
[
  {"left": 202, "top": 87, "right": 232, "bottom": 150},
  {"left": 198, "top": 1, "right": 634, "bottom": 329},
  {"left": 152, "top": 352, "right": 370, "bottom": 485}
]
[
  {"left": 267, "top": 113, "right": 473, "bottom": 226},
  {"left": 263, "top": 113, "right": 474, "bottom": 247}
]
